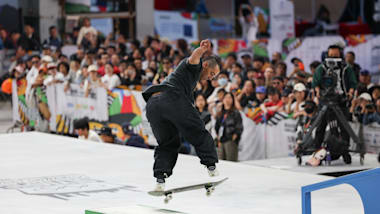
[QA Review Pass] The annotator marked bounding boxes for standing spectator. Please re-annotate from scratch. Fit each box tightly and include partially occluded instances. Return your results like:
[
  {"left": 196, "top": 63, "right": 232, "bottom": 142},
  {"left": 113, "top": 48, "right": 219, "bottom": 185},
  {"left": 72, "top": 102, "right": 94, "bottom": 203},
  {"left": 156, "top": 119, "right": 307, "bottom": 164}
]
[
  {"left": 44, "top": 26, "right": 62, "bottom": 49},
  {"left": 19, "top": 24, "right": 41, "bottom": 51},
  {"left": 77, "top": 17, "right": 97, "bottom": 46},
  {"left": 120, "top": 63, "right": 140, "bottom": 88},
  {"left": 5, "top": 31, "right": 20, "bottom": 49},
  {"left": 84, "top": 65, "right": 103, "bottom": 97},
  {"left": 251, "top": 86, "right": 266, "bottom": 108},
  {"left": 195, "top": 93, "right": 212, "bottom": 128},
  {"left": 43, "top": 63, "right": 64, "bottom": 86},
  {"left": 239, "top": 4, "right": 258, "bottom": 42},
  {"left": 345, "top": 51, "right": 361, "bottom": 81},
  {"left": 272, "top": 76, "right": 285, "bottom": 93},
  {"left": 309, "top": 61, "right": 321, "bottom": 75},
  {"left": 223, "top": 52, "right": 237, "bottom": 72},
  {"left": 264, "top": 66, "right": 275, "bottom": 87},
  {"left": 252, "top": 56, "right": 264, "bottom": 72},
  {"left": 236, "top": 80, "right": 256, "bottom": 110},
  {"left": 369, "top": 85, "right": 380, "bottom": 101},
  {"left": 275, "top": 62, "right": 287, "bottom": 77},
  {"left": 271, "top": 52, "right": 282, "bottom": 65},
  {"left": 207, "top": 71, "right": 231, "bottom": 104},
  {"left": 195, "top": 79, "right": 214, "bottom": 99},
  {"left": 74, "top": 117, "right": 102, "bottom": 142},
  {"left": 215, "top": 92, "right": 243, "bottom": 162},
  {"left": 240, "top": 53, "right": 253, "bottom": 71},
  {"left": 286, "top": 83, "right": 307, "bottom": 118},
  {"left": 260, "top": 87, "right": 283, "bottom": 120},
  {"left": 359, "top": 70, "right": 373, "bottom": 89},
  {"left": 101, "top": 63, "right": 121, "bottom": 90}
]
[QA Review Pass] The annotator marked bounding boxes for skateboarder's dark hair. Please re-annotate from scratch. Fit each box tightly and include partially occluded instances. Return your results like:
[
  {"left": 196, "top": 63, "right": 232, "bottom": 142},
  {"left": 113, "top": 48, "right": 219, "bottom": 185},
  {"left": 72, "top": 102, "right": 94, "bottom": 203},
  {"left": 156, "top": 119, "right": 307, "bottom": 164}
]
[{"left": 203, "top": 55, "right": 222, "bottom": 69}]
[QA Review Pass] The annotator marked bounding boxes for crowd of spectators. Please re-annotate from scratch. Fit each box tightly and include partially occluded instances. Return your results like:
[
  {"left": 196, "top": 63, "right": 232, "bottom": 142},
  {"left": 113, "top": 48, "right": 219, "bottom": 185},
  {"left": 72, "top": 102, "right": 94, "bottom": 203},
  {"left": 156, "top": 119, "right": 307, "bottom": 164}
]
[{"left": 1, "top": 17, "right": 380, "bottom": 161}]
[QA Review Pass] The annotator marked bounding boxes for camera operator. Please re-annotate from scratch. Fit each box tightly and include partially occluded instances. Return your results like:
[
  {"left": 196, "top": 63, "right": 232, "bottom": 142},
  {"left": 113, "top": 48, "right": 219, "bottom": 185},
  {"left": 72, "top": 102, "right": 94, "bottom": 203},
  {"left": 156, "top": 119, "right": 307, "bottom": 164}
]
[{"left": 311, "top": 45, "right": 357, "bottom": 162}]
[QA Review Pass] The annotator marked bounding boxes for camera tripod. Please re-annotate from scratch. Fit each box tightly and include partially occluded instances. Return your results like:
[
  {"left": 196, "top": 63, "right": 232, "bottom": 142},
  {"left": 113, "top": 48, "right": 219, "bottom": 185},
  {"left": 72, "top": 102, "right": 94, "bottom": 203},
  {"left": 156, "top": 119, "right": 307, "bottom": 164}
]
[{"left": 296, "top": 99, "right": 366, "bottom": 165}]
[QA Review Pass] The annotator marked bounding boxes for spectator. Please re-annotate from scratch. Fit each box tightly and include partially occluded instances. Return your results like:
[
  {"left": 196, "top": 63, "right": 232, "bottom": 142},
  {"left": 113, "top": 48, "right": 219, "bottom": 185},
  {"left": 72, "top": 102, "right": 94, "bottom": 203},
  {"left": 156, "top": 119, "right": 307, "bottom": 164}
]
[
  {"left": 239, "top": 4, "right": 258, "bottom": 42},
  {"left": 358, "top": 70, "right": 374, "bottom": 89},
  {"left": 5, "top": 31, "right": 20, "bottom": 49},
  {"left": 101, "top": 63, "right": 121, "bottom": 90},
  {"left": 286, "top": 83, "right": 307, "bottom": 118},
  {"left": 271, "top": 52, "right": 282, "bottom": 65},
  {"left": 231, "top": 73, "right": 243, "bottom": 91},
  {"left": 122, "top": 122, "right": 148, "bottom": 148},
  {"left": 44, "top": 26, "right": 62, "bottom": 49},
  {"left": 252, "top": 56, "right": 264, "bottom": 72},
  {"left": 260, "top": 87, "right": 283, "bottom": 120},
  {"left": 209, "top": 88, "right": 226, "bottom": 119},
  {"left": 120, "top": 63, "right": 140, "bottom": 88},
  {"left": 230, "top": 63, "right": 243, "bottom": 80},
  {"left": 195, "top": 79, "right": 214, "bottom": 99},
  {"left": 99, "top": 126, "right": 117, "bottom": 144},
  {"left": 75, "top": 64, "right": 89, "bottom": 85},
  {"left": 223, "top": 52, "right": 237, "bottom": 72},
  {"left": 362, "top": 98, "right": 380, "bottom": 125},
  {"left": 77, "top": 17, "right": 97, "bottom": 46},
  {"left": 161, "top": 57, "right": 174, "bottom": 74},
  {"left": 43, "top": 63, "right": 64, "bottom": 86},
  {"left": 207, "top": 71, "right": 231, "bottom": 104},
  {"left": 345, "top": 52, "right": 361, "bottom": 80},
  {"left": 215, "top": 92, "right": 243, "bottom": 162},
  {"left": 240, "top": 53, "right": 253, "bottom": 71},
  {"left": 350, "top": 92, "right": 372, "bottom": 123},
  {"left": 251, "top": 86, "right": 266, "bottom": 108},
  {"left": 84, "top": 65, "right": 103, "bottom": 97},
  {"left": 74, "top": 117, "right": 102, "bottom": 142},
  {"left": 264, "top": 66, "right": 275, "bottom": 86},
  {"left": 369, "top": 85, "right": 380, "bottom": 101},
  {"left": 275, "top": 62, "right": 287, "bottom": 77},
  {"left": 254, "top": 72, "right": 265, "bottom": 87},
  {"left": 309, "top": 61, "right": 321, "bottom": 75},
  {"left": 19, "top": 24, "right": 41, "bottom": 51},
  {"left": 236, "top": 80, "right": 256, "bottom": 110},
  {"left": 195, "top": 93, "right": 212, "bottom": 127},
  {"left": 272, "top": 76, "right": 285, "bottom": 93},
  {"left": 97, "top": 53, "right": 109, "bottom": 76}
]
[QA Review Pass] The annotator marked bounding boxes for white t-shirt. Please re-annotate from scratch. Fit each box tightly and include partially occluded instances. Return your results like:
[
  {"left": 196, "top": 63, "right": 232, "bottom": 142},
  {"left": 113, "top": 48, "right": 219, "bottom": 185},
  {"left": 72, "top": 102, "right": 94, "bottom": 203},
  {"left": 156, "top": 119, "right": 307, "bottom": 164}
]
[
  {"left": 77, "top": 26, "right": 98, "bottom": 45},
  {"left": 79, "top": 130, "right": 103, "bottom": 143},
  {"left": 101, "top": 74, "right": 121, "bottom": 90},
  {"left": 43, "top": 72, "right": 64, "bottom": 86},
  {"left": 26, "top": 66, "right": 39, "bottom": 98}
]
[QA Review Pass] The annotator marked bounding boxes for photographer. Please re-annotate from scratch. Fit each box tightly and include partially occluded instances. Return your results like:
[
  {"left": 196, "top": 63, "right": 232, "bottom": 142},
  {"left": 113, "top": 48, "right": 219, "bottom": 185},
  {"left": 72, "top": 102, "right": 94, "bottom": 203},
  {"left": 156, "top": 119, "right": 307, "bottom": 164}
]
[{"left": 311, "top": 45, "right": 357, "bottom": 161}]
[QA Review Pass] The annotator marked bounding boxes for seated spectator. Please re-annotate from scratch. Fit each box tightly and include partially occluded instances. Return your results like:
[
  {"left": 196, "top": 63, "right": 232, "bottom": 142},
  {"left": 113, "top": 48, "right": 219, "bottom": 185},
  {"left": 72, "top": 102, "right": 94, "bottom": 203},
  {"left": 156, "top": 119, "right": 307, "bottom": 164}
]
[
  {"left": 122, "top": 122, "right": 148, "bottom": 148},
  {"left": 215, "top": 92, "right": 243, "bottom": 162},
  {"left": 260, "top": 87, "right": 283, "bottom": 120},
  {"left": 236, "top": 80, "right": 256, "bottom": 110},
  {"left": 161, "top": 57, "right": 174, "bottom": 74},
  {"left": 75, "top": 65, "right": 90, "bottom": 86},
  {"left": 43, "top": 63, "right": 64, "bottom": 86},
  {"left": 77, "top": 17, "right": 98, "bottom": 46},
  {"left": 230, "top": 63, "right": 243, "bottom": 80},
  {"left": 120, "top": 63, "right": 141, "bottom": 88},
  {"left": 253, "top": 72, "right": 265, "bottom": 87},
  {"left": 44, "top": 26, "right": 62, "bottom": 49},
  {"left": 245, "top": 68, "right": 257, "bottom": 81},
  {"left": 279, "top": 88, "right": 292, "bottom": 113},
  {"left": 141, "top": 67, "right": 156, "bottom": 86},
  {"left": 101, "top": 63, "right": 121, "bottom": 90},
  {"left": 252, "top": 56, "right": 264, "bottom": 72},
  {"left": 223, "top": 52, "right": 237, "bottom": 72},
  {"left": 271, "top": 52, "right": 282, "bottom": 66},
  {"left": 74, "top": 117, "right": 102, "bottom": 142},
  {"left": 264, "top": 66, "right": 275, "bottom": 86},
  {"left": 19, "top": 24, "right": 41, "bottom": 51}
]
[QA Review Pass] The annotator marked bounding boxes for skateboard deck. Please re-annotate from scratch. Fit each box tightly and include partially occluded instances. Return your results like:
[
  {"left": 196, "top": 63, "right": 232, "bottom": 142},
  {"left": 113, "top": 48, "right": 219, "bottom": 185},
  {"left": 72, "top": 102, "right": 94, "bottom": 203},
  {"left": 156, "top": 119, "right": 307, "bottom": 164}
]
[{"left": 148, "top": 177, "right": 228, "bottom": 203}]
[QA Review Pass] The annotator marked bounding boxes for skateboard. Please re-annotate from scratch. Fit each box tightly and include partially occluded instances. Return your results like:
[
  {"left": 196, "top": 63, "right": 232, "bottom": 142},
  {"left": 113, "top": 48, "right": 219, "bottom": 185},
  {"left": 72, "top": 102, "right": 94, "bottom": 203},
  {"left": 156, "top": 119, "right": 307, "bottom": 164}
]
[{"left": 148, "top": 177, "right": 228, "bottom": 203}]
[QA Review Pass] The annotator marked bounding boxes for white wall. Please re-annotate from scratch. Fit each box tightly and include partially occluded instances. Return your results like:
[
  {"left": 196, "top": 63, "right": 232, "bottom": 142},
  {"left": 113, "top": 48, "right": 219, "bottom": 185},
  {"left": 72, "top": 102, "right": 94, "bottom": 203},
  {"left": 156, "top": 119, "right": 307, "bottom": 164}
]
[{"left": 136, "top": 0, "right": 154, "bottom": 40}]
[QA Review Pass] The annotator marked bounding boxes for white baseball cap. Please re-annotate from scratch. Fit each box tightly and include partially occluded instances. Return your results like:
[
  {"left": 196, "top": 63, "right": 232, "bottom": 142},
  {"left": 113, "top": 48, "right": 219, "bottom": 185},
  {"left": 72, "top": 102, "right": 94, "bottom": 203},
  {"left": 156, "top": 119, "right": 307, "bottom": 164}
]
[
  {"left": 88, "top": 64, "right": 98, "bottom": 72},
  {"left": 359, "top": 93, "right": 372, "bottom": 101},
  {"left": 294, "top": 83, "right": 306, "bottom": 92},
  {"left": 41, "top": 55, "right": 53, "bottom": 63}
]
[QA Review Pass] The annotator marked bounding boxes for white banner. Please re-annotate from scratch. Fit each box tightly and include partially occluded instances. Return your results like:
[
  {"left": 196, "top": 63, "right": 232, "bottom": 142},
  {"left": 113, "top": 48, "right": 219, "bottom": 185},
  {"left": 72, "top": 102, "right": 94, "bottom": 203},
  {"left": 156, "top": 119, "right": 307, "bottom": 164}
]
[
  {"left": 154, "top": 10, "right": 198, "bottom": 43},
  {"left": 269, "top": 0, "right": 295, "bottom": 41},
  {"left": 55, "top": 84, "right": 108, "bottom": 121}
]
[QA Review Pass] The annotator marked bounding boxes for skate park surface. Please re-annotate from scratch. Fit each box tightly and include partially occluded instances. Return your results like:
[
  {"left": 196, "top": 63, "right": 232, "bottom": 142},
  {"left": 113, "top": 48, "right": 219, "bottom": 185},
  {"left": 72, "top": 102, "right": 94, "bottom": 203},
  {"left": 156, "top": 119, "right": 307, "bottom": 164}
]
[{"left": 0, "top": 132, "right": 375, "bottom": 214}]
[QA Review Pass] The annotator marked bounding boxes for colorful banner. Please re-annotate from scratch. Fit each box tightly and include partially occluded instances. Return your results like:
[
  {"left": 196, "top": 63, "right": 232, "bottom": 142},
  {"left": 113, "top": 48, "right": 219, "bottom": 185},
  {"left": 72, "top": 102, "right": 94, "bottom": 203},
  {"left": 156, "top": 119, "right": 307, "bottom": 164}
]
[{"left": 154, "top": 10, "right": 198, "bottom": 43}]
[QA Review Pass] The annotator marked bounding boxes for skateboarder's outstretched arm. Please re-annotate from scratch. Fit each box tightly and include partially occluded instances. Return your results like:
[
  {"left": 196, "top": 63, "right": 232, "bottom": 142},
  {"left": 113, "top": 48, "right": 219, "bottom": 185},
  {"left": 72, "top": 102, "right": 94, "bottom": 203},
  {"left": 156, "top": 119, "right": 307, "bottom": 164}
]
[{"left": 188, "top": 39, "right": 210, "bottom": 65}]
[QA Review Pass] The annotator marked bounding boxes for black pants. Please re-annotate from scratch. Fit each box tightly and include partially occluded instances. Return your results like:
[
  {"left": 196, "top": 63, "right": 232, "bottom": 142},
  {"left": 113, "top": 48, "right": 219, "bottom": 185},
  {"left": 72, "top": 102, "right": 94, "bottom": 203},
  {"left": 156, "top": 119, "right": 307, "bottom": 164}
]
[
  {"left": 314, "top": 103, "right": 350, "bottom": 154},
  {"left": 146, "top": 91, "right": 218, "bottom": 179}
]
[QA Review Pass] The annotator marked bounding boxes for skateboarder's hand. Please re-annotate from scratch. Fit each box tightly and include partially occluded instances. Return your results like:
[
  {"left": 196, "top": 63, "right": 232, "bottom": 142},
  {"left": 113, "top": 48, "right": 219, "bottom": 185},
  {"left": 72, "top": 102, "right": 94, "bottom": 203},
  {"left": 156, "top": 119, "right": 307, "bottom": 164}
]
[{"left": 200, "top": 39, "right": 211, "bottom": 51}]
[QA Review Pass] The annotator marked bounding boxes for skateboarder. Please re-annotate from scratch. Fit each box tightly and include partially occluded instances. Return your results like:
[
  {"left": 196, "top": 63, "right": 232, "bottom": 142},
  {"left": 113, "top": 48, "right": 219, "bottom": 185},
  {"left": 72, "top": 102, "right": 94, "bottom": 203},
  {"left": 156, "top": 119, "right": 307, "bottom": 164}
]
[{"left": 142, "top": 40, "right": 221, "bottom": 191}]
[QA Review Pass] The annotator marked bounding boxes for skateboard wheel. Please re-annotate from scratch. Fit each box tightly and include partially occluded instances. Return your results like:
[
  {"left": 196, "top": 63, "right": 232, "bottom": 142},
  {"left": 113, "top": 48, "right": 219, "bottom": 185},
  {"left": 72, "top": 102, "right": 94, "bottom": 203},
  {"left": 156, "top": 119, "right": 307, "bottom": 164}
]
[
  {"left": 164, "top": 194, "right": 172, "bottom": 203},
  {"left": 206, "top": 189, "right": 211, "bottom": 196}
]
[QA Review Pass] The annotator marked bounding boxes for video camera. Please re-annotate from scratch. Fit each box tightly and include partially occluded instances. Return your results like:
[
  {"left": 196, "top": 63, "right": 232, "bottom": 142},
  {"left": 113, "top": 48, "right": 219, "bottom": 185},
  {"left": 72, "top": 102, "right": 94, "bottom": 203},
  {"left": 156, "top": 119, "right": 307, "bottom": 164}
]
[{"left": 321, "top": 57, "right": 344, "bottom": 98}]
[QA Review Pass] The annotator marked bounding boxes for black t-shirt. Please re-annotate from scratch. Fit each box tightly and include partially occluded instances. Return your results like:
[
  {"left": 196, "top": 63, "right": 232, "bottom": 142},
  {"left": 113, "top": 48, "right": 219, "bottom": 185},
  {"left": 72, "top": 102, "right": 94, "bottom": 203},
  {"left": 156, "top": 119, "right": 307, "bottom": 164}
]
[
  {"left": 142, "top": 58, "right": 202, "bottom": 102},
  {"left": 240, "top": 93, "right": 256, "bottom": 108}
]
